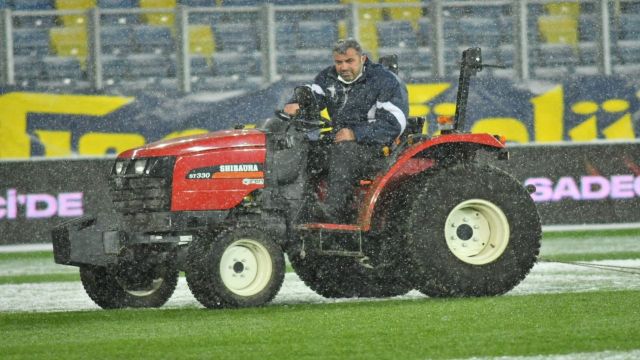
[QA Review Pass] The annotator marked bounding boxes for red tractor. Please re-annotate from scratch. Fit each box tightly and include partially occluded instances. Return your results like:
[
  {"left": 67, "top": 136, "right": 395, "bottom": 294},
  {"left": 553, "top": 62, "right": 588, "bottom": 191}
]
[{"left": 52, "top": 48, "right": 541, "bottom": 309}]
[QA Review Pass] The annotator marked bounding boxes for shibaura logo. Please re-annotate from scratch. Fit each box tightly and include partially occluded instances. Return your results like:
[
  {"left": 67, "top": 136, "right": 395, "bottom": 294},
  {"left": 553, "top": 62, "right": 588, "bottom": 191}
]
[
  {"left": 525, "top": 175, "right": 640, "bottom": 202},
  {"left": 187, "top": 164, "right": 264, "bottom": 180},
  {"left": 0, "top": 189, "right": 83, "bottom": 220}
]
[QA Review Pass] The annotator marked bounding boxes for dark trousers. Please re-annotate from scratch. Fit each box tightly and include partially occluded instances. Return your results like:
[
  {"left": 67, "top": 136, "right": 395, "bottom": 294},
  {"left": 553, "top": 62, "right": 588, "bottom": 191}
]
[{"left": 324, "top": 141, "right": 382, "bottom": 223}]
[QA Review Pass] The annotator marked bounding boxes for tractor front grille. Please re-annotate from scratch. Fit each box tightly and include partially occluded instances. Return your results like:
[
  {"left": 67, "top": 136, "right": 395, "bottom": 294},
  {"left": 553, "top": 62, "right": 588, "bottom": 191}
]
[{"left": 110, "top": 157, "right": 174, "bottom": 214}]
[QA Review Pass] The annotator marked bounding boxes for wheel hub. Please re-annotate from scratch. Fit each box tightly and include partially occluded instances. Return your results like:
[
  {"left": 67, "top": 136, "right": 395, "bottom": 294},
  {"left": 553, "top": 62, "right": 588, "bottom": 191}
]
[
  {"left": 220, "top": 239, "right": 273, "bottom": 296},
  {"left": 444, "top": 199, "right": 510, "bottom": 265}
]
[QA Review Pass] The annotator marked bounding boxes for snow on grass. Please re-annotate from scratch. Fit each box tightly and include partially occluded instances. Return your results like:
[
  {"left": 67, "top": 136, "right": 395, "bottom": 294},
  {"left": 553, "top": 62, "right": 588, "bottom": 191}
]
[
  {"left": 1, "top": 260, "right": 639, "bottom": 313},
  {"left": 464, "top": 349, "right": 640, "bottom": 360}
]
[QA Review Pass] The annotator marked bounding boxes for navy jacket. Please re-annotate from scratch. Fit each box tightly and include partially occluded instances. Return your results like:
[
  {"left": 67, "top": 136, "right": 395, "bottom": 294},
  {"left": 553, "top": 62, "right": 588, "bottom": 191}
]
[{"left": 302, "top": 58, "right": 409, "bottom": 146}]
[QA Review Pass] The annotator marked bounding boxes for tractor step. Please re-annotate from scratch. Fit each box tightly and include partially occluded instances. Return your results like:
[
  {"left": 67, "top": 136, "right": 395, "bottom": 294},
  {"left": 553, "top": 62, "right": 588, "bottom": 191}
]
[{"left": 295, "top": 223, "right": 364, "bottom": 258}]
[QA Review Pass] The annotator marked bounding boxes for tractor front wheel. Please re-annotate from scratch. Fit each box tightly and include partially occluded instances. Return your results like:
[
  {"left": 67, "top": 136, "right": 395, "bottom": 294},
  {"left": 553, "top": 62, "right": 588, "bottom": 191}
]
[{"left": 186, "top": 226, "right": 285, "bottom": 309}]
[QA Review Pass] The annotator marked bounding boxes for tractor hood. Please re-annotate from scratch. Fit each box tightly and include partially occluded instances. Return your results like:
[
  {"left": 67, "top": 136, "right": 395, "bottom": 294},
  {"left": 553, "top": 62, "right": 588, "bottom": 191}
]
[{"left": 118, "top": 129, "right": 266, "bottom": 159}]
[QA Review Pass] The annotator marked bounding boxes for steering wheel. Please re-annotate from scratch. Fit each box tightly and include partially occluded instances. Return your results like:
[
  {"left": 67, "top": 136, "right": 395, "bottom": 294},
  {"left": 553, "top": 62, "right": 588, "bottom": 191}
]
[{"left": 275, "top": 110, "right": 326, "bottom": 129}]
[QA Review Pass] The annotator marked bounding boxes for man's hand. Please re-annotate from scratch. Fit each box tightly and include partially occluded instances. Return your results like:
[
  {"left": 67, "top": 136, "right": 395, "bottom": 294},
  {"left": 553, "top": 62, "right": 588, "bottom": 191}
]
[
  {"left": 283, "top": 103, "right": 300, "bottom": 115},
  {"left": 335, "top": 128, "right": 355, "bottom": 142}
]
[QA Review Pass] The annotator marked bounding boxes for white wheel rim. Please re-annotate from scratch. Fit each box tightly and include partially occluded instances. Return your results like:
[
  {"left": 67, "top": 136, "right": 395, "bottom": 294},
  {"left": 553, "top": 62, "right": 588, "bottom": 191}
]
[
  {"left": 444, "top": 199, "right": 510, "bottom": 265},
  {"left": 123, "top": 278, "right": 164, "bottom": 297},
  {"left": 219, "top": 239, "right": 273, "bottom": 297}
]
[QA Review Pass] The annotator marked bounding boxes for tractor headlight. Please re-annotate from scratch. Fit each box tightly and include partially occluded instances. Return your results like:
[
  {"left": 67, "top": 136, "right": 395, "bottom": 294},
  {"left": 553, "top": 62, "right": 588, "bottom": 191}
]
[
  {"left": 134, "top": 159, "right": 147, "bottom": 174},
  {"left": 114, "top": 160, "right": 126, "bottom": 175}
]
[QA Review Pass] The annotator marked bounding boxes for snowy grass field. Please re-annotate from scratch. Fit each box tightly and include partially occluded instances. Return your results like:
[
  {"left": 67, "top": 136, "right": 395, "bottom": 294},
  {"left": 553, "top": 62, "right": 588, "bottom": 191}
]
[{"left": 1, "top": 229, "right": 639, "bottom": 359}]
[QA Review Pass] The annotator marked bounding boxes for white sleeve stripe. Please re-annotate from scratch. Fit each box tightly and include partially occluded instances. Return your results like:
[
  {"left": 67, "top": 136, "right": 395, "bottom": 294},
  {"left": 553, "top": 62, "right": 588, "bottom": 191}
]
[
  {"left": 376, "top": 101, "right": 407, "bottom": 133},
  {"left": 306, "top": 84, "right": 325, "bottom": 96}
]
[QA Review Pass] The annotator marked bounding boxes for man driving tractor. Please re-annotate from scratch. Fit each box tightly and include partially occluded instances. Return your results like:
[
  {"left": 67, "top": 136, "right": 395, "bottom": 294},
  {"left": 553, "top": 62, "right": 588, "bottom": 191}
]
[{"left": 284, "top": 38, "right": 409, "bottom": 223}]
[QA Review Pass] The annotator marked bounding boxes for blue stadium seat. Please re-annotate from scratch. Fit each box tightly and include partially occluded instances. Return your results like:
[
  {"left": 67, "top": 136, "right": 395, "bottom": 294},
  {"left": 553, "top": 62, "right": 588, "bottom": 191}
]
[
  {"left": 124, "top": 53, "right": 173, "bottom": 78},
  {"left": 276, "top": 22, "right": 298, "bottom": 51},
  {"left": 180, "top": 0, "right": 214, "bottom": 6},
  {"left": 188, "top": 55, "right": 213, "bottom": 77},
  {"left": 378, "top": 47, "right": 421, "bottom": 75},
  {"left": 535, "top": 43, "right": 578, "bottom": 69},
  {"left": 298, "top": 20, "right": 337, "bottom": 49},
  {"left": 618, "top": 15, "right": 640, "bottom": 41},
  {"left": 13, "top": 0, "right": 56, "bottom": 28},
  {"left": 417, "top": 17, "right": 431, "bottom": 47},
  {"left": 459, "top": 17, "right": 502, "bottom": 48},
  {"left": 13, "top": 28, "right": 50, "bottom": 56},
  {"left": 0, "top": 0, "right": 8, "bottom": 8},
  {"left": 133, "top": 25, "right": 175, "bottom": 54},
  {"left": 98, "top": 0, "right": 139, "bottom": 25},
  {"left": 212, "top": 23, "right": 259, "bottom": 52},
  {"left": 294, "top": 49, "right": 331, "bottom": 76},
  {"left": 579, "top": 14, "right": 597, "bottom": 42},
  {"left": 212, "top": 51, "right": 260, "bottom": 77},
  {"left": 617, "top": 40, "right": 640, "bottom": 65},
  {"left": 101, "top": 26, "right": 135, "bottom": 55},
  {"left": 14, "top": 57, "right": 45, "bottom": 80},
  {"left": 102, "top": 55, "right": 129, "bottom": 82},
  {"left": 377, "top": 20, "right": 418, "bottom": 49},
  {"left": 43, "top": 56, "right": 83, "bottom": 81}
]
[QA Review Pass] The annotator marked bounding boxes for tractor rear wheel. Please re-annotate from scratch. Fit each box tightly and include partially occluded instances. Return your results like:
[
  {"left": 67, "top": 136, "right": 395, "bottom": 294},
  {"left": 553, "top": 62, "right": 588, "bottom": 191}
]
[
  {"left": 406, "top": 163, "right": 541, "bottom": 297},
  {"left": 186, "top": 226, "right": 285, "bottom": 309}
]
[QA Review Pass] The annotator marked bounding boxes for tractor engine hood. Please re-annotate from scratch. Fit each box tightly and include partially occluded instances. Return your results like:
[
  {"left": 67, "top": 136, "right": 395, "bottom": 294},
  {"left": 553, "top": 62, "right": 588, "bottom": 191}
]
[{"left": 118, "top": 129, "right": 266, "bottom": 159}]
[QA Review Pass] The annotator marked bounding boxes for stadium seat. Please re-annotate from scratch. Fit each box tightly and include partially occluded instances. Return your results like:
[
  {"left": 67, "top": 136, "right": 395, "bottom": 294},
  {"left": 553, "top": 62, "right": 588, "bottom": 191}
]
[
  {"left": 123, "top": 53, "right": 173, "bottom": 78},
  {"left": 384, "top": 0, "right": 422, "bottom": 28},
  {"left": 180, "top": 0, "right": 214, "bottom": 6},
  {"left": 538, "top": 15, "right": 578, "bottom": 45},
  {"left": 212, "top": 51, "right": 260, "bottom": 77},
  {"left": 132, "top": 25, "right": 175, "bottom": 54},
  {"left": 42, "top": 56, "right": 84, "bottom": 81},
  {"left": 545, "top": 2, "right": 580, "bottom": 18},
  {"left": 12, "top": 0, "right": 57, "bottom": 28},
  {"left": 276, "top": 22, "right": 298, "bottom": 51},
  {"left": 98, "top": 0, "right": 139, "bottom": 25},
  {"left": 617, "top": 40, "right": 640, "bottom": 65},
  {"left": 187, "top": 55, "right": 213, "bottom": 76},
  {"left": 416, "top": 17, "right": 430, "bottom": 47},
  {"left": 14, "top": 57, "right": 45, "bottom": 80},
  {"left": 0, "top": 0, "right": 8, "bottom": 8},
  {"left": 102, "top": 55, "right": 129, "bottom": 82},
  {"left": 55, "top": 0, "right": 96, "bottom": 27},
  {"left": 298, "top": 21, "right": 337, "bottom": 49},
  {"left": 459, "top": 17, "right": 502, "bottom": 48},
  {"left": 358, "top": 20, "right": 379, "bottom": 59},
  {"left": 578, "top": 14, "right": 597, "bottom": 42},
  {"left": 341, "top": 0, "right": 382, "bottom": 22},
  {"left": 618, "top": 14, "right": 640, "bottom": 41},
  {"left": 535, "top": 43, "right": 578, "bottom": 70},
  {"left": 139, "top": 0, "right": 175, "bottom": 26},
  {"left": 189, "top": 25, "right": 215, "bottom": 59},
  {"left": 49, "top": 26, "right": 88, "bottom": 64},
  {"left": 377, "top": 20, "right": 418, "bottom": 49},
  {"left": 212, "top": 23, "right": 259, "bottom": 52},
  {"left": 101, "top": 25, "right": 135, "bottom": 55},
  {"left": 13, "top": 28, "right": 51, "bottom": 57},
  {"left": 294, "top": 49, "right": 332, "bottom": 76}
]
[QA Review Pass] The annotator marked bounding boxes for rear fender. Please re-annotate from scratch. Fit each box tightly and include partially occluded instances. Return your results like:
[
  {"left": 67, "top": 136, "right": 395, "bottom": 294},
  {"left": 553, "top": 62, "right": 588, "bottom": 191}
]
[{"left": 358, "top": 133, "right": 505, "bottom": 231}]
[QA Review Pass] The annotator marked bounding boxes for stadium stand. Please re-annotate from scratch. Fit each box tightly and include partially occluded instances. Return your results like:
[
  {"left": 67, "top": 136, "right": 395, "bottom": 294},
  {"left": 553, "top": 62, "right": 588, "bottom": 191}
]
[{"left": 4, "top": 0, "right": 640, "bottom": 93}]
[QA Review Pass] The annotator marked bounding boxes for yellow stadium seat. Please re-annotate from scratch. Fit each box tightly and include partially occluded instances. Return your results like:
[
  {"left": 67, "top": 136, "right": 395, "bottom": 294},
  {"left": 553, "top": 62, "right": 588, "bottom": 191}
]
[
  {"left": 50, "top": 26, "right": 88, "bottom": 64},
  {"left": 139, "top": 0, "right": 176, "bottom": 26},
  {"left": 538, "top": 15, "right": 578, "bottom": 46},
  {"left": 545, "top": 2, "right": 580, "bottom": 18},
  {"left": 56, "top": 0, "right": 96, "bottom": 27},
  {"left": 358, "top": 20, "right": 378, "bottom": 59},
  {"left": 341, "top": 0, "right": 382, "bottom": 22},
  {"left": 384, "top": 0, "right": 422, "bottom": 29},
  {"left": 189, "top": 25, "right": 215, "bottom": 59}
]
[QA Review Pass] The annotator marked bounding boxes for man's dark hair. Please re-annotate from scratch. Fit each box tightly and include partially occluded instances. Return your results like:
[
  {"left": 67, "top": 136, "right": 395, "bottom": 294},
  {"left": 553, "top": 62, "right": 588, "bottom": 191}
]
[{"left": 332, "top": 38, "right": 363, "bottom": 55}]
